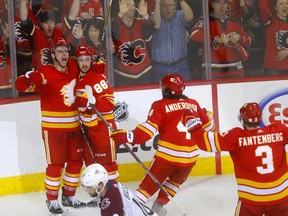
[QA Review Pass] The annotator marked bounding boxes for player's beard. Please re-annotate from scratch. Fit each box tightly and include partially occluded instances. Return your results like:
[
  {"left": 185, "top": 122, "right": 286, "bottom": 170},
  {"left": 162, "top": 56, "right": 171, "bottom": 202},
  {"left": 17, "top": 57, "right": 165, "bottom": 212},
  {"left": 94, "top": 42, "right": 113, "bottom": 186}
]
[{"left": 89, "top": 191, "right": 100, "bottom": 199}]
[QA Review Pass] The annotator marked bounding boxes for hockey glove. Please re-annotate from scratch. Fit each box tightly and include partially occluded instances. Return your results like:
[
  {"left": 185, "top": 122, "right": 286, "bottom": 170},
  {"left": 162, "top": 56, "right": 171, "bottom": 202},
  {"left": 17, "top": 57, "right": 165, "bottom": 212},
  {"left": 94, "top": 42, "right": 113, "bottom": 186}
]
[
  {"left": 110, "top": 130, "right": 135, "bottom": 146},
  {"left": 92, "top": 60, "right": 106, "bottom": 74},
  {"left": 75, "top": 96, "right": 89, "bottom": 109},
  {"left": 25, "top": 71, "right": 45, "bottom": 85},
  {"left": 182, "top": 109, "right": 202, "bottom": 132}
]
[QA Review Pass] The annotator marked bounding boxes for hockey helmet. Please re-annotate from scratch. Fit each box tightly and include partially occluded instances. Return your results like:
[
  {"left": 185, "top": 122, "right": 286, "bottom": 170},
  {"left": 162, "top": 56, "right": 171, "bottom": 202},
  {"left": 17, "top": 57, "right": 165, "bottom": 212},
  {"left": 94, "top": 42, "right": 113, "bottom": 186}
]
[
  {"left": 50, "top": 37, "right": 68, "bottom": 53},
  {"left": 81, "top": 163, "right": 108, "bottom": 194},
  {"left": 239, "top": 102, "right": 262, "bottom": 124},
  {"left": 161, "top": 74, "right": 185, "bottom": 95},
  {"left": 75, "top": 45, "right": 94, "bottom": 58}
]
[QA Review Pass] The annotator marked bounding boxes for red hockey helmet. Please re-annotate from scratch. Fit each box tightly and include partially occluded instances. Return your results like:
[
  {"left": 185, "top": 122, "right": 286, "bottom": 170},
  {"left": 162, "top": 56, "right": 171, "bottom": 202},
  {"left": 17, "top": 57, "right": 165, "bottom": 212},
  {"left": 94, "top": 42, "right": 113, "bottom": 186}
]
[
  {"left": 50, "top": 37, "right": 68, "bottom": 53},
  {"left": 239, "top": 102, "right": 262, "bottom": 123},
  {"left": 161, "top": 74, "right": 185, "bottom": 95},
  {"left": 75, "top": 45, "right": 94, "bottom": 58}
]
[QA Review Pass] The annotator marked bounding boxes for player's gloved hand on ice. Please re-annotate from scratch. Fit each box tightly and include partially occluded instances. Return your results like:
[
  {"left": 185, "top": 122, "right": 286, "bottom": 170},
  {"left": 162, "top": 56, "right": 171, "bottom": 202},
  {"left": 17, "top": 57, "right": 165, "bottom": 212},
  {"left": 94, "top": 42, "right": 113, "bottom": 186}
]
[
  {"left": 182, "top": 109, "right": 202, "bottom": 132},
  {"left": 110, "top": 129, "right": 135, "bottom": 146},
  {"left": 25, "top": 71, "right": 45, "bottom": 85}
]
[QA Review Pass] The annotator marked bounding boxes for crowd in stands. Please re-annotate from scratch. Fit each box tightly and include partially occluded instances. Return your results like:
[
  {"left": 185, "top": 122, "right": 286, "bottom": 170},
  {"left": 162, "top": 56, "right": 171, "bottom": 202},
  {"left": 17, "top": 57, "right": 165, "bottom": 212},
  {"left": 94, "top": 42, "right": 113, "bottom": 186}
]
[{"left": 0, "top": 0, "right": 287, "bottom": 92}]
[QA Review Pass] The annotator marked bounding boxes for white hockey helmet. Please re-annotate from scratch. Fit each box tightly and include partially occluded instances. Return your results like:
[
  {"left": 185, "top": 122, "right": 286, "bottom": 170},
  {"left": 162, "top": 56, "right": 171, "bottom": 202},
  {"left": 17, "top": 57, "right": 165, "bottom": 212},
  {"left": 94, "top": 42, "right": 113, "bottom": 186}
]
[{"left": 81, "top": 164, "right": 108, "bottom": 191}]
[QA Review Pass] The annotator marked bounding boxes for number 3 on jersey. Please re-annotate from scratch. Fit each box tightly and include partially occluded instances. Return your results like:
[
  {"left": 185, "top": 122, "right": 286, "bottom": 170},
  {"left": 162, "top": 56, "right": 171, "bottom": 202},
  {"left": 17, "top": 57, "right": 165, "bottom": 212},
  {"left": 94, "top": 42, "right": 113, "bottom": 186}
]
[
  {"left": 93, "top": 80, "right": 108, "bottom": 93},
  {"left": 256, "top": 145, "right": 275, "bottom": 174}
]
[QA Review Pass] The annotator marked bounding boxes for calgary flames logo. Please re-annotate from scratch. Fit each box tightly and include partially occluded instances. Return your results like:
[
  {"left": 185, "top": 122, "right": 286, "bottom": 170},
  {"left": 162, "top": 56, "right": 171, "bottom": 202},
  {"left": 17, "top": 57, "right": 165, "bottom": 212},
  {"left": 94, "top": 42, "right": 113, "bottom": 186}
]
[
  {"left": 276, "top": 30, "right": 288, "bottom": 49},
  {"left": 61, "top": 79, "right": 76, "bottom": 107},
  {"left": 0, "top": 51, "right": 7, "bottom": 69},
  {"left": 119, "top": 39, "right": 146, "bottom": 65},
  {"left": 41, "top": 48, "right": 51, "bottom": 66},
  {"left": 14, "top": 21, "right": 28, "bottom": 43}
]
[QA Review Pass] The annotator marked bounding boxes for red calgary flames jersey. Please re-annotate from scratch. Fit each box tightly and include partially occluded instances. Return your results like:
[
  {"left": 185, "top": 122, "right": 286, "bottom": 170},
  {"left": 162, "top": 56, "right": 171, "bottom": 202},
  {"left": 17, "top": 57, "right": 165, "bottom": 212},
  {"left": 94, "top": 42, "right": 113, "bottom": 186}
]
[
  {"left": 132, "top": 98, "right": 215, "bottom": 167},
  {"left": 64, "top": 0, "right": 103, "bottom": 18},
  {"left": 191, "top": 16, "right": 251, "bottom": 65},
  {"left": 75, "top": 68, "right": 115, "bottom": 127},
  {"left": 112, "top": 16, "right": 153, "bottom": 78},
  {"left": 15, "top": 59, "right": 80, "bottom": 131},
  {"left": 258, "top": 0, "right": 288, "bottom": 71},
  {"left": 192, "top": 123, "right": 288, "bottom": 205}
]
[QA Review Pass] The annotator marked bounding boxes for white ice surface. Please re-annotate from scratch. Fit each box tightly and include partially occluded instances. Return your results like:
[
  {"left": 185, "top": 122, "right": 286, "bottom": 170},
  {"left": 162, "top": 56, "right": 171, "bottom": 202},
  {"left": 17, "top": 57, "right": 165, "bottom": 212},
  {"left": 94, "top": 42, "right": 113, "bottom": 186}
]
[{"left": 0, "top": 174, "right": 238, "bottom": 216}]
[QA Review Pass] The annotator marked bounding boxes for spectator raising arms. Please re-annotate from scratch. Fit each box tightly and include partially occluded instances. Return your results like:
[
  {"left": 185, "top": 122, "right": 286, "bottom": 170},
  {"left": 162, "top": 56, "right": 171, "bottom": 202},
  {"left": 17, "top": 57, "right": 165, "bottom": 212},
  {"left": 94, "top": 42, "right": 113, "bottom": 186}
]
[
  {"left": 64, "top": 0, "right": 104, "bottom": 26},
  {"left": 151, "top": 0, "right": 194, "bottom": 82},
  {"left": 19, "top": 0, "right": 81, "bottom": 70},
  {"left": 111, "top": 74, "right": 215, "bottom": 216},
  {"left": 112, "top": 0, "right": 156, "bottom": 86},
  {"left": 191, "top": 0, "right": 251, "bottom": 79},
  {"left": 184, "top": 102, "right": 288, "bottom": 216}
]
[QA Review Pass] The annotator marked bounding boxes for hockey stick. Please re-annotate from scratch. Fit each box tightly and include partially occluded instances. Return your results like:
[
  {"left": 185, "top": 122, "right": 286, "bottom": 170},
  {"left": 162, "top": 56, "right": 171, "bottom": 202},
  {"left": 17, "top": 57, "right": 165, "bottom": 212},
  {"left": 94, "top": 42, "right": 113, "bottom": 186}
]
[
  {"left": 98, "top": 0, "right": 113, "bottom": 57},
  {"left": 79, "top": 120, "right": 96, "bottom": 163},
  {"left": 85, "top": 85, "right": 187, "bottom": 216}
]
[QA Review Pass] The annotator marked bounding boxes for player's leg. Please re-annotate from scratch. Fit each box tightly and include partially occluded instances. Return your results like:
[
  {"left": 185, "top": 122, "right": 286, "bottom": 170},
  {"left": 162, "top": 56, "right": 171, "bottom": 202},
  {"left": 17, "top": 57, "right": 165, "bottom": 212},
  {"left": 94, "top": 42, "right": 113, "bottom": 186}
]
[
  {"left": 62, "top": 129, "right": 86, "bottom": 208},
  {"left": 234, "top": 200, "right": 264, "bottom": 216},
  {"left": 134, "top": 159, "right": 173, "bottom": 204},
  {"left": 265, "top": 201, "right": 288, "bottom": 216},
  {"left": 86, "top": 123, "right": 119, "bottom": 207},
  {"left": 88, "top": 122, "right": 119, "bottom": 180},
  {"left": 151, "top": 165, "right": 192, "bottom": 216},
  {"left": 43, "top": 130, "right": 67, "bottom": 214}
]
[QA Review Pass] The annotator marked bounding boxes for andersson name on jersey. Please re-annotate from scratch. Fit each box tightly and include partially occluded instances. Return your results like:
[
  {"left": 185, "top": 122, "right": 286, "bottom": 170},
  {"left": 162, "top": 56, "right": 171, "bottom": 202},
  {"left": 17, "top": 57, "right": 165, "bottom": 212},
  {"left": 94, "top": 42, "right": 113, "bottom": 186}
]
[{"left": 165, "top": 102, "right": 197, "bottom": 113}]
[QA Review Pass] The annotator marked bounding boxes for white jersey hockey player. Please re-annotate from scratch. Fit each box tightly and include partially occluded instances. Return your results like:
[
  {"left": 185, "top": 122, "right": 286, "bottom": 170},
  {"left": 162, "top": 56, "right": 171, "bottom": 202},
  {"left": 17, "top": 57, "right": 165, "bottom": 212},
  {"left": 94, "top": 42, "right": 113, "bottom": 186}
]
[{"left": 81, "top": 163, "right": 158, "bottom": 216}]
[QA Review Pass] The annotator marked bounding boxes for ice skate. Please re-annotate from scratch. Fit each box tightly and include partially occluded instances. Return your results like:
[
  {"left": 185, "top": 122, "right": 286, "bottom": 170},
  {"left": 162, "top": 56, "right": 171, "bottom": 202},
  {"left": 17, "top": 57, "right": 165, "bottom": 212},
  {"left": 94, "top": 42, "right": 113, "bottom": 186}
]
[
  {"left": 86, "top": 198, "right": 101, "bottom": 208},
  {"left": 62, "top": 191, "right": 86, "bottom": 208},
  {"left": 46, "top": 199, "right": 64, "bottom": 215},
  {"left": 152, "top": 201, "right": 167, "bottom": 216}
]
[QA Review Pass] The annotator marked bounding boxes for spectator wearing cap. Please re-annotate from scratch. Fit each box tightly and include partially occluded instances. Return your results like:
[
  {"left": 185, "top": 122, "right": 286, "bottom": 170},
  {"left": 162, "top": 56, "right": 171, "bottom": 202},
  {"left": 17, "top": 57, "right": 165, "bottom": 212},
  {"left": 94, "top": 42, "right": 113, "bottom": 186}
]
[
  {"left": 19, "top": 0, "right": 82, "bottom": 69},
  {"left": 151, "top": 0, "right": 194, "bottom": 82}
]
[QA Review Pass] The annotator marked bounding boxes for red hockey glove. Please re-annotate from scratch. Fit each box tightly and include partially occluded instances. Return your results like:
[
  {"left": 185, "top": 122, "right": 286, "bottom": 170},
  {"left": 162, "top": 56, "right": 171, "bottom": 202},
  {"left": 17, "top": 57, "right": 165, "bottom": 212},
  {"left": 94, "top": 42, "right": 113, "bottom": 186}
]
[
  {"left": 92, "top": 60, "right": 106, "bottom": 74},
  {"left": 182, "top": 109, "right": 202, "bottom": 132},
  {"left": 25, "top": 71, "right": 44, "bottom": 85},
  {"left": 110, "top": 130, "right": 135, "bottom": 146},
  {"left": 75, "top": 96, "right": 89, "bottom": 108}
]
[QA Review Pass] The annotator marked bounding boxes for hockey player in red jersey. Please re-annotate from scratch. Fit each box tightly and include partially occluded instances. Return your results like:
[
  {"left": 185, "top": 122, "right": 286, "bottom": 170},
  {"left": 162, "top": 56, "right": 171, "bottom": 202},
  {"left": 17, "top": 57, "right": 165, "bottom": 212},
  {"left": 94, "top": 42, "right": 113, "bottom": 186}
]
[
  {"left": 111, "top": 74, "right": 215, "bottom": 216},
  {"left": 73, "top": 45, "right": 119, "bottom": 207},
  {"left": 81, "top": 163, "right": 158, "bottom": 216},
  {"left": 15, "top": 37, "right": 86, "bottom": 215},
  {"left": 184, "top": 102, "right": 288, "bottom": 216}
]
